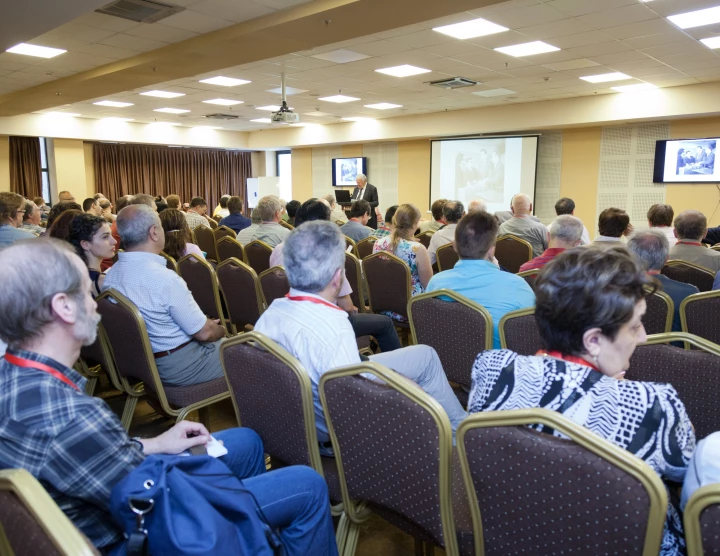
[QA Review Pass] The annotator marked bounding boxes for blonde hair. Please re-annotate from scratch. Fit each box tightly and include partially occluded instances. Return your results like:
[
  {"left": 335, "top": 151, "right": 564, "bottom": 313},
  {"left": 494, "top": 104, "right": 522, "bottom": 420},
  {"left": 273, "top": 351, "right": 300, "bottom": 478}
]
[{"left": 389, "top": 204, "right": 421, "bottom": 253}]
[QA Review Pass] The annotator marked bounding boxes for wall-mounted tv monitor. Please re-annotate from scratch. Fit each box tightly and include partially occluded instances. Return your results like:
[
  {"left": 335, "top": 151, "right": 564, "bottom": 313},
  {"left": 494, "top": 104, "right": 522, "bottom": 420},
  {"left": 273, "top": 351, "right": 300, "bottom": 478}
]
[
  {"left": 332, "top": 157, "right": 367, "bottom": 187},
  {"left": 654, "top": 138, "right": 718, "bottom": 183}
]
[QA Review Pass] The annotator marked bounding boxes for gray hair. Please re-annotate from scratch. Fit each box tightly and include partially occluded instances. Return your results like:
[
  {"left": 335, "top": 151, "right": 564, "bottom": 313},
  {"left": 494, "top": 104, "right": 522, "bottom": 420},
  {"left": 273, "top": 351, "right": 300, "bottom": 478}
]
[
  {"left": 117, "top": 204, "right": 160, "bottom": 249},
  {"left": 356, "top": 173, "right": 367, "bottom": 183},
  {"left": 550, "top": 215, "right": 584, "bottom": 243},
  {"left": 627, "top": 229, "right": 669, "bottom": 271},
  {"left": 322, "top": 194, "right": 336, "bottom": 208},
  {"left": 250, "top": 208, "right": 262, "bottom": 223},
  {"left": 284, "top": 221, "right": 345, "bottom": 293},
  {"left": 0, "top": 238, "right": 84, "bottom": 348},
  {"left": 129, "top": 194, "right": 156, "bottom": 208},
  {"left": 256, "top": 195, "right": 282, "bottom": 221},
  {"left": 468, "top": 199, "right": 487, "bottom": 213}
]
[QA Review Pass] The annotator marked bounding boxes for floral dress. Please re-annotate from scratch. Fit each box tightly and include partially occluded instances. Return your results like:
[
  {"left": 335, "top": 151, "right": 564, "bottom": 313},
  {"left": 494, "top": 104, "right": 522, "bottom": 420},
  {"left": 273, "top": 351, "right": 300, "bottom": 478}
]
[{"left": 373, "top": 236, "right": 425, "bottom": 321}]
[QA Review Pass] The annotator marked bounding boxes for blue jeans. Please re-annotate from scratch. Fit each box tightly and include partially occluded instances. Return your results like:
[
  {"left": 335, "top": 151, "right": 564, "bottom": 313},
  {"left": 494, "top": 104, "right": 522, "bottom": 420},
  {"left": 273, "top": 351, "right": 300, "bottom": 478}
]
[{"left": 214, "top": 428, "right": 338, "bottom": 556}]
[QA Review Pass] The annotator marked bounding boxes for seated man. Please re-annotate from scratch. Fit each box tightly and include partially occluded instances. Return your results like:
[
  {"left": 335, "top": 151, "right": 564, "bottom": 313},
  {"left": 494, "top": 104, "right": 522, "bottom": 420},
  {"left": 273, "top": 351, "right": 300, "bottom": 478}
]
[
  {"left": 166, "top": 194, "right": 181, "bottom": 210},
  {"left": 103, "top": 205, "right": 227, "bottom": 386},
  {"left": 428, "top": 200, "right": 464, "bottom": 265},
  {"left": 519, "top": 215, "right": 583, "bottom": 272},
  {"left": 322, "top": 195, "right": 347, "bottom": 224},
  {"left": 0, "top": 238, "right": 337, "bottom": 555},
  {"left": 219, "top": 196, "right": 252, "bottom": 234},
  {"left": 83, "top": 197, "right": 104, "bottom": 217},
  {"left": 370, "top": 205, "right": 398, "bottom": 239},
  {"left": 241, "top": 195, "right": 290, "bottom": 248},
  {"left": 340, "top": 200, "right": 373, "bottom": 243},
  {"left": 628, "top": 229, "right": 698, "bottom": 332},
  {"left": 184, "top": 196, "right": 212, "bottom": 230},
  {"left": 286, "top": 199, "right": 301, "bottom": 226},
  {"left": 254, "top": 221, "right": 468, "bottom": 446},
  {"left": 419, "top": 199, "right": 447, "bottom": 233},
  {"left": 647, "top": 203, "right": 677, "bottom": 247},
  {"left": 237, "top": 209, "right": 261, "bottom": 245},
  {"left": 213, "top": 194, "right": 231, "bottom": 219},
  {"left": 426, "top": 210, "right": 535, "bottom": 348},
  {"left": 548, "top": 197, "right": 590, "bottom": 245},
  {"left": 592, "top": 207, "right": 631, "bottom": 246},
  {"left": 682, "top": 431, "right": 720, "bottom": 510},
  {"left": 21, "top": 201, "right": 44, "bottom": 236},
  {"left": 669, "top": 210, "right": 720, "bottom": 273},
  {"left": 467, "top": 199, "right": 487, "bottom": 213},
  {"left": 0, "top": 192, "right": 33, "bottom": 247},
  {"left": 497, "top": 193, "right": 548, "bottom": 257}
]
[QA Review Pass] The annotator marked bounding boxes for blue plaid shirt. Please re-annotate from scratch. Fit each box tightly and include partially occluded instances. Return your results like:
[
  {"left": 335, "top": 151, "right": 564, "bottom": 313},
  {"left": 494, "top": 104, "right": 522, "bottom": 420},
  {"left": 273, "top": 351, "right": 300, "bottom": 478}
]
[{"left": 0, "top": 349, "right": 145, "bottom": 549}]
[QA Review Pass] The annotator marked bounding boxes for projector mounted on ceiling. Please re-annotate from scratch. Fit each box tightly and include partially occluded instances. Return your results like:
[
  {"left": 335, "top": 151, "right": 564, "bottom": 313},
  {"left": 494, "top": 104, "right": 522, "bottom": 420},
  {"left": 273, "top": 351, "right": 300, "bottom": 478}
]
[
  {"left": 429, "top": 77, "right": 478, "bottom": 89},
  {"left": 271, "top": 73, "right": 300, "bottom": 124}
]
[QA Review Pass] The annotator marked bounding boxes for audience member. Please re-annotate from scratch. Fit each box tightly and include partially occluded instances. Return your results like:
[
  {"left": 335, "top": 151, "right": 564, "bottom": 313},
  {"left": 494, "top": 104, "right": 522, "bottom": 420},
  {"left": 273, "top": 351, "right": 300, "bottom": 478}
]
[
  {"left": 83, "top": 197, "right": 103, "bottom": 216},
  {"left": 94, "top": 193, "right": 106, "bottom": 200},
  {"left": 419, "top": 198, "right": 447, "bottom": 233},
  {"left": 648, "top": 203, "right": 676, "bottom": 247},
  {"left": 428, "top": 200, "right": 464, "bottom": 265},
  {"left": 286, "top": 199, "right": 302, "bottom": 226},
  {"left": 628, "top": 229, "right": 698, "bottom": 332},
  {"left": 427, "top": 210, "right": 535, "bottom": 348},
  {"left": 497, "top": 193, "right": 548, "bottom": 257},
  {"left": 370, "top": 205, "right": 398, "bottom": 239},
  {"left": 236, "top": 209, "right": 261, "bottom": 245},
  {"left": 34, "top": 196, "right": 50, "bottom": 219},
  {"left": 0, "top": 239, "right": 337, "bottom": 555},
  {"left": 0, "top": 192, "right": 33, "bottom": 247},
  {"left": 58, "top": 190, "right": 75, "bottom": 202},
  {"left": 495, "top": 195, "right": 542, "bottom": 225},
  {"left": 108, "top": 195, "right": 134, "bottom": 254},
  {"left": 68, "top": 214, "right": 117, "bottom": 296},
  {"left": 467, "top": 247, "right": 694, "bottom": 553},
  {"left": 219, "top": 196, "right": 252, "bottom": 234},
  {"left": 213, "top": 194, "right": 231, "bottom": 219},
  {"left": 47, "top": 209, "right": 83, "bottom": 242},
  {"left": 46, "top": 201, "right": 82, "bottom": 230},
  {"left": 254, "top": 221, "right": 467, "bottom": 447},
  {"left": 549, "top": 197, "right": 590, "bottom": 244},
  {"left": 279, "top": 198, "right": 289, "bottom": 222},
  {"left": 130, "top": 194, "right": 157, "bottom": 210},
  {"left": 103, "top": 205, "right": 226, "bottom": 386},
  {"left": 160, "top": 208, "right": 204, "bottom": 262},
  {"left": 21, "top": 201, "right": 44, "bottom": 236},
  {"left": 682, "top": 432, "right": 720, "bottom": 510},
  {"left": 669, "top": 210, "right": 720, "bottom": 273},
  {"left": 322, "top": 195, "right": 347, "bottom": 224},
  {"left": 99, "top": 199, "right": 115, "bottom": 222},
  {"left": 340, "top": 200, "right": 373, "bottom": 243},
  {"left": 467, "top": 199, "right": 487, "bottom": 213},
  {"left": 166, "top": 194, "right": 181, "bottom": 210},
  {"left": 519, "top": 215, "right": 583, "bottom": 272},
  {"left": 593, "top": 207, "right": 631, "bottom": 246},
  {"left": 236, "top": 195, "right": 290, "bottom": 248},
  {"left": 155, "top": 199, "right": 168, "bottom": 213},
  {"left": 184, "top": 197, "right": 211, "bottom": 230}
]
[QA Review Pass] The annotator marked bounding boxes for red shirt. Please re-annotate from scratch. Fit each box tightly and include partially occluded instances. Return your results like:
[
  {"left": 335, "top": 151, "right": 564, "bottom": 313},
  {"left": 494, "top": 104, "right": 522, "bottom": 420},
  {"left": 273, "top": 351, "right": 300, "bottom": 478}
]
[{"left": 518, "top": 248, "right": 566, "bottom": 273}]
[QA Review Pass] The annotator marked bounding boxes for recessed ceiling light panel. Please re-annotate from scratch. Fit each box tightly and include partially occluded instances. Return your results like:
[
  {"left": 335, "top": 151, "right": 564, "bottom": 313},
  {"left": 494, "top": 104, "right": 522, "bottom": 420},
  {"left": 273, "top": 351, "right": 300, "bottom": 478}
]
[
  {"left": 6, "top": 43, "right": 66, "bottom": 58},
  {"left": 202, "top": 98, "right": 243, "bottom": 106},
  {"left": 375, "top": 64, "right": 431, "bottom": 77},
  {"left": 364, "top": 103, "right": 402, "bottom": 109},
  {"left": 311, "top": 49, "right": 370, "bottom": 63},
  {"left": 433, "top": 17, "right": 508, "bottom": 40},
  {"left": 579, "top": 72, "right": 631, "bottom": 83},
  {"left": 318, "top": 95, "right": 360, "bottom": 103},
  {"left": 494, "top": 41, "right": 560, "bottom": 57},
  {"left": 250, "top": 118, "right": 272, "bottom": 123},
  {"left": 668, "top": 6, "right": 720, "bottom": 29},
  {"left": 140, "top": 90, "right": 185, "bottom": 98},
  {"left": 700, "top": 36, "right": 720, "bottom": 49},
  {"left": 154, "top": 107, "right": 190, "bottom": 114},
  {"left": 94, "top": 100, "right": 134, "bottom": 107},
  {"left": 267, "top": 86, "right": 308, "bottom": 95},
  {"left": 472, "top": 88, "right": 516, "bottom": 97},
  {"left": 256, "top": 105, "right": 282, "bottom": 111},
  {"left": 199, "top": 76, "right": 251, "bottom": 87}
]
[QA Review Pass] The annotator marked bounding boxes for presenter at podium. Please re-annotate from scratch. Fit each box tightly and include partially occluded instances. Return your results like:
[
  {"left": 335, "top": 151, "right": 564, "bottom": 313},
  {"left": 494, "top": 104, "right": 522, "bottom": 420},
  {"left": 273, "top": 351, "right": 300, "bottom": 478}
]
[{"left": 352, "top": 173, "right": 379, "bottom": 229}]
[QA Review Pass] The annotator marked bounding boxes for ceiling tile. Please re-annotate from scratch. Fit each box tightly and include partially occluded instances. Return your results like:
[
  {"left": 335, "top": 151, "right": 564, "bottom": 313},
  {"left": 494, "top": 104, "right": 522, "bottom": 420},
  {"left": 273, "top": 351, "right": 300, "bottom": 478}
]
[
  {"left": 466, "top": 30, "right": 534, "bottom": 49},
  {"left": 643, "top": 0, "right": 720, "bottom": 17},
  {"left": 74, "top": 44, "right": 141, "bottom": 60},
  {"left": 160, "top": 10, "right": 234, "bottom": 33},
  {"left": 602, "top": 18, "right": 678, "bottom": 40},
  {"left": 515, "top": 18, "right": 595, "bottom": 40},
  {"left": 489, "top": 4, "right": 568, "bottom": 27},
  {"left": 24, "top": 34, "right": 90, "bottom": 52},
  {"left": 131, "top": 24, "right": 199, "bottom": 42},
  {"left": 469, "top": 0, "right": 544, "bottom": 18},
  {"left": 575, "top": 5, "right": 657, "bottom": 29},
  {"left": 99, "top": 34, "right": 167, "bottom": 51},
  {"left": 72, "top": 12, "right": 140, "bottom": 32},
  {"left": 385, "top": 30, "right": 454, "bottom": 49},
  {"left": 189, "top": 0, "right": 274, "bottom": 22},
  {"left": 607, "top": 58, "right": 667, "bottom": 72},
  {"left": 311, "top": 49, "right": 370, "bottom": 64},
  {"left": 550, "top": 31, "right": 616, "bottom": 49},
  {"left": 351, "top": 40, "right": 414, "bottom": 57},
  {"left": 417, "top": 41, "right": 483, "bottom": 58},
  {"left": 545, "top": 0, "right": 637, "bottom": 18},
  {"left": 624, "top": 33, "right": 696, "bottom": 50},
  {"left": 543, "top": 58, "right": 599, "bottom": 71},
  {"left": 588, "top": 51, "right": 650, "bottom": 65},
  {"left": 42, "top": 22, "right": 118, "bottom": 43},
  {"left": 568, "top": 40, "right": 634, "bottom": 58}
]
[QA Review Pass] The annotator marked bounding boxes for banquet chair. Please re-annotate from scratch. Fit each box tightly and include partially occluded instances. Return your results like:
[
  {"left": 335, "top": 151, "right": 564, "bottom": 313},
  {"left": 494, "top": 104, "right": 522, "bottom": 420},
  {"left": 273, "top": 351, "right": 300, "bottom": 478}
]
[
  {"left": 159, "top": 251, "right": 178, "bottom": 273},
  {"left": 216, "top": 236, "right": 245, "bottom": 264},
  {"left": 177, "top": 253, "right": 227, "bottom": 326},
  {"left": 516, "top": 268, "right": 539, "bottom": 290},
  {"left": 499, "top": 308, "right": 543, "bottom": 355},
  {"left": 279, "top": 220, "right": 294, "bottom": 231},
  {"left": 662, "top": 260, "right": 715, "bottom": 292},
  {"left": 684, "top": 483, "right": 720, "bottom": 556},
  {"left": 216, "top": 258, "right": 266, "bottom": 333},
  {"left": 207, "top": 218, "right": 218, "bottom": 230},
  {"left": 363, "top": 251, "right": 413, "bottom": 341},
  {"left": 259, "top": 266, "right": 290, "bottom": 306},
  {"left": 344, "top": 252, "right": 367, "bottom": 313},
  {"left": 680, "top": 290, "right": 720, "bottom": 345},
  {"left": 356, "top": 237, "right": 375, "bottom": 259},
  {"left": 344, "top": 235, "right": 358, "bottom": 257},
  {"left": 244, "top": 239, "right": 273, "bottom": 275},
  {"left": 213, "top": 225, "right": 236, "bottom": 248},
  {"left": 194, "top": 225, "right": 218, "bottom": 262},
  {"left": 495, "top": 235, "right": 533, "bottom": 274},
  {"left": 436, "top": 243, "right": 459, "bottom": 272},
  {"left": 643, "top": 288, "right": 674, "bottom": 334},
  {"left": 417, "top": 231, "right": 434, "bottom": 249}
]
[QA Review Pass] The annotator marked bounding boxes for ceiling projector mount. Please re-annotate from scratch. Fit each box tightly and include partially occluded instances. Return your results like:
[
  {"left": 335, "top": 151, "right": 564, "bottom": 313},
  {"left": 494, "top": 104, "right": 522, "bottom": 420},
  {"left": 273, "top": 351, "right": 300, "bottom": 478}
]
[{"left": 271, "top": 73, "right": 300, "bottom": 124}]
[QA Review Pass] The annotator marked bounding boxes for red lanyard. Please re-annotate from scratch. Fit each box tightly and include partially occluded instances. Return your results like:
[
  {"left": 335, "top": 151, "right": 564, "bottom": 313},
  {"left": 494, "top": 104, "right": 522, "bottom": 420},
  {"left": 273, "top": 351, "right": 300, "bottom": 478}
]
[
  {"left": 676, "top": 241, "right": 703, "bottom": 247},
  {"left": 285, "top": 294, "right": 344, "bottom": 311},
  {"left": 536, "top": 350, "right": 600, "bottom": 372},
  {"left": 4, "top": 354, "right": 80, "bottom": 391}
]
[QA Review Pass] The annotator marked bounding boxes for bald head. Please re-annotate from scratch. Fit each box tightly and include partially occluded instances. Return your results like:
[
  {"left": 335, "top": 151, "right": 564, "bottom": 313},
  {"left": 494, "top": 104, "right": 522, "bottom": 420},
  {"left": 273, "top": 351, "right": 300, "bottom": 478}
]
[
  {"left": 58, "top": 191, "right": 75, "bottom": 202},
  {"left": 468, "top": 199, "right": 487, "bottom": 213},
  {"left": 511, "top": 194, "right": 532, "bottom": 216}
]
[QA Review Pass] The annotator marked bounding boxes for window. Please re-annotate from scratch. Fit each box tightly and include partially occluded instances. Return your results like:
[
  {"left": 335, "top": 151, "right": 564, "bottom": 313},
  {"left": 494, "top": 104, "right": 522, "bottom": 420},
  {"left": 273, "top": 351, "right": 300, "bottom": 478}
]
[
  {"left": 276, "top": 150, "right": 292, "bottom": 201},
  {"left": 39, "top": 138, "right": 50, "bottom": 202}
]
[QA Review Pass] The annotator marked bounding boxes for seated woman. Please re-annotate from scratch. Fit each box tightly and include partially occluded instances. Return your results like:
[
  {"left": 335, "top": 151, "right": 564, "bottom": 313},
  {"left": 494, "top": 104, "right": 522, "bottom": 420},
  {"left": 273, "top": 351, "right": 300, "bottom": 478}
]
[
  {"left": 47, "top": 209, "right": 84, "bottom": 242},
  {"left": 160, "top": 208, "right": 204, "bottom": 261},
  {"left": 468, "top": 246, "right": 695, "bottom": 555},
  {"left": 372, "top": 203, "right": 432, "bottom": 321},
  {"left": 68, "top": 214, "right": 117, "bottom": 296}
]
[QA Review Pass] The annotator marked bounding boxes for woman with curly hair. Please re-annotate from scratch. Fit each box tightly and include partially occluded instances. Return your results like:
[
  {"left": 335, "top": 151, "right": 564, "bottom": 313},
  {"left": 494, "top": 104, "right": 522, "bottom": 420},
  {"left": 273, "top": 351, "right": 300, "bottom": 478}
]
[
  {"left": 159, "top": 208, "right": 203, "bottom": 262},
  {"left": 67, "top": 213, "right": 117, "bottom": 296}
]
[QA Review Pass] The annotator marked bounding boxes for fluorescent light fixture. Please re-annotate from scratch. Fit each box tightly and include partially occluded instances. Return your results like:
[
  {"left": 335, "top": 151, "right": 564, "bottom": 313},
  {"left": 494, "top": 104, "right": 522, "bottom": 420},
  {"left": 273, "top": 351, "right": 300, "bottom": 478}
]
[
  {"left": 6, "top": 43, "right": 66, "bottom": 58},
  {"left": 41, "top": 112, "right": 80, "bottom": 117},
  {"left": 375, "top": 64, "right": 431, "bottom": 77},
  {"left": 364, "top": 103, "right": 402, "bottom": 109},
  {"left": 140, "top": 90, "right": 185, "bottom": 98},
  {"left": 94, "top": 100, "right": 133, "bottom": 108},
  {"left": 199, "top": 76, "right": 251, "bottom": 86},
  {"left": 202, "top": 98, "right": 243, "bottom": 106},
  {"left": 668, "top": 6, "right": 720, "bottom": 29},
  {"left": 472, "top": 88, "right": 516, "bottom": 97},
  {"left": 250, "top": 118, "right": 272, "bottom": 123},
  {"left": 433, "top": 17, "right": 508, "bottom": 40},
  {"left": 341, "top": 117, "right": 374, "bottom": 122},
  {"left": 701, "top": 36, "right": 720, "bottom": 49},
  {"left": 311, "top": 49, "right": 370, "bottom": 63},
  {"left": 579, "top": 72, "right": 631, "bottom": 83},
  {"left": 153, "top": 107, "right": 190, "bottom": 114},
  {"left": 318, "top": 95, "right": 360, "bottom": 103},
  {"left": 611, "top": 83, "right": 658, "bottom": 92},
  {"left": 494, "top": 41, "right": 560, "bottom": 57},
  {"left": 267, "top": 86, "right": 308, "bottom": 95},
  {"left": 100, "top": 117, "right": 134, "bottom": 122},
  {"left": 256, "top": 105, "right": 281, "bottom": 111}
]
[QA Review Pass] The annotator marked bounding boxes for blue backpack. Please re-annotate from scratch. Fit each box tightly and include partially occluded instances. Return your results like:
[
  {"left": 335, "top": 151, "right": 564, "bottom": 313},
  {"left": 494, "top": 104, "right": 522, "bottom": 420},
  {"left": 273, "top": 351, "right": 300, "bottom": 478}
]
[{"left": 109, "top": 455, "right": 282, "bottom": 556}]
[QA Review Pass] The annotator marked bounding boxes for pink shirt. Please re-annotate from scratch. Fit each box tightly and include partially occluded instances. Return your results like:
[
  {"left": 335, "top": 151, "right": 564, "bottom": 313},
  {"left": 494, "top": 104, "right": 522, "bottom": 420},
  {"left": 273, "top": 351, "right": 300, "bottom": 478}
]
[
  {"left": 183, "top": 243, "right": 204, "bottom": 258},
  {"left": 270, "top": 242, "right": 352, "bottom": 298}
]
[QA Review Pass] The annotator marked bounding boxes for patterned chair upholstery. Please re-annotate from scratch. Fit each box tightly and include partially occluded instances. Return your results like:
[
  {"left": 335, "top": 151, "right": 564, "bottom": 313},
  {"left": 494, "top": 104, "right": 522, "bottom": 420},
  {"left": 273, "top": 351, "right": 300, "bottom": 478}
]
[
  {"left": 345, "top": 252, "right": 367, "bottom": 312},
  {"left": 662, "top": 260, "right": 715, "bottom": 292},
  {"left": 495, "top": 235, "right": 533, "bottom": 274},
  {"left": 356, "top": 237, "right": 376, "bottom": 259},
  {"left": 417, "top": 231, "right": 434, "bottom": 249},
  {"left": 499, "top": 308, "right": 543, "bottom": 355},
  {"left": 643, "top": 289, "right": 674, "bottom": 335},
  {"left": 159, "top": 251, "right": 178, "bottom": 272},
  {"left": 516, "top": 269, "right": 538, "bottom": 290},
  {"left": 213, "top": 225, "right": 236, "bottom": 243},
  {"left": 680, "top": 291, "right": 720, "bottom": 345},
  {"left": 363, "top": 251, "right": 412, "bottom": 326},
  {"left": 457, "top": 409, "right": 667, "bottom": 556},
  {"left": 0, "top": 469, "right": 99, "bottom": 556},
  {"left": 436, "top": 243, "right": 459, "bottom": 272},
  {"left": 194, "top": 225, "right": 218, "bottom": 262},
  {"left": 244, "top": 240, "right": 273, "bottom": 275},
  {"left": 627, "top": 333, "right": 720, "bottom": 440},
  {"left": 684, "top": 484, "right": 720, "bottom": 556},
  {"left": 216, "top": 236, "right": 245, "bottom": 264},
  {"left": 177, "top": 254, "right": 225, "bottom": 322},
  {"left": 259, "top": 266, "right": 290, "bottom": 306},
  {"left": 207, "top": 218, "right": 218, "bottom": 230},
  {"left": 216, "top": 258, "right": 265, "bottom": 332}
]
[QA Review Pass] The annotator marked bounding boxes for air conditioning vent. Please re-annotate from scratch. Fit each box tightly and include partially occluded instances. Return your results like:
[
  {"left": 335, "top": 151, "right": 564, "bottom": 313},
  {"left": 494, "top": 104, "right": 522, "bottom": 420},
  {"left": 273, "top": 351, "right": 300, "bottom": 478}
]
[
  {"left": 429, "top": 77, "right": 478, "bottom": 89},
  {"left": 95, "top": 0, "right": 185, "bottom": 23},
  {"left": 204, "top": 113, "right": 240, "bottom": 120}
]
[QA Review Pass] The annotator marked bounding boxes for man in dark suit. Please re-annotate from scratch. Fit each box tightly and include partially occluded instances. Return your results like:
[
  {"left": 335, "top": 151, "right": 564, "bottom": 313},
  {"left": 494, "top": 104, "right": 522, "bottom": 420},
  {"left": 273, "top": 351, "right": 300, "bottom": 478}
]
[{"left": 352, "top": 173, "right": 379, "bottom": 229}]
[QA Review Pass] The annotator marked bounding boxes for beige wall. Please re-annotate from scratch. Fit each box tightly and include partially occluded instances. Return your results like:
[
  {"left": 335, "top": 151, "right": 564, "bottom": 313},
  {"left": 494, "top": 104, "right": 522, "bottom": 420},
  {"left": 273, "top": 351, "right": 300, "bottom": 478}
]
[
  {"left": 54, "top": 139, "right": 91, "bottom": 202},
  {"left": 559, "top": 127, "right": 602, "bottom": 234},
  {"left": 290, "top": 147, "right": 312, "bottom": 202},
  {"left": 398, "top": 140, "right": 431, "bottom": 214},
  {"left": 0, "top": 135, "right": 8, "bottom": 192},
  {"left": 83, "top": 142, "right": 95, "bottom": 196}
]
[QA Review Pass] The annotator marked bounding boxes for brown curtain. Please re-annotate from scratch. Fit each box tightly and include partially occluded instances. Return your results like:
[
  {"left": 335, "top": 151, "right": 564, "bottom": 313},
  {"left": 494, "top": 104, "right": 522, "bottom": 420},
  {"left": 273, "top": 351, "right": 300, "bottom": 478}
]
[
  {"left": 92, "top": 142, "right": 252, "bottom": 211},
  {"left": 9, "top": 136, "right": 42, "bottom": 199}
]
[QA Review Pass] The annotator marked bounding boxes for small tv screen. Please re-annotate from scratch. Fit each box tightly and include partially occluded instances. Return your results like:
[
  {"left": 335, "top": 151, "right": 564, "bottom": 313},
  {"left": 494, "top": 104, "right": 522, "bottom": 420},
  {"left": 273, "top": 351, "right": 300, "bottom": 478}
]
[
  {"left": 654, "top": 138, "right": 718, "bottom": 183},
  {"left": 332, "top": 157, "right": 367, "bottom": 187}
]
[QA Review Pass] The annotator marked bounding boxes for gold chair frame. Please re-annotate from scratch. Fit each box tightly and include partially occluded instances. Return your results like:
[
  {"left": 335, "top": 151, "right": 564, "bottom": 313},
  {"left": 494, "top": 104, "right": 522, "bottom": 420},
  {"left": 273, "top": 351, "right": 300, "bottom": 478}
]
[
  {"left": 279, "top": 220, "right": 294, "bottom": 230},
  {"left": 177, "top": 253, "right": 228, "bottom": 332},
  {"left": 639, "top": 331, "right": 720, "bottom": 353},
  {"left": 344, "top": 235, "right": 358, "bottom": 257},
  {"left": 684, "top": 483, "right": 720, "bottom": 556},
  {"left": 345, "top": 252, "right": 367, "bottom": 313},
  {"left": 680, "top": 290, "right": 720, "bottom": 341},
  {"left": 216, "top": 257, "right": 267, "bottom": 334},
  {"left": 362, "top": 250, "right": 413, "bottom": 318},
  {"left": 435, "top": 242, "right": 458, "bottom": 272},
  {"left": 417, "top": 230, "right": 435, "bottom": 249},
  {"left": 216, "top": 236, "right": 246, "bottom": 264},
  {"left": 496, "top": 234, "right": 533, "bottom": 269},
  {"left": 516, "top": 268, "right": 539, "bottom": 279},
  {"left": 159, "top": 251, "right": 178, "bottom": 273},
  {"left": 498, "top": 306, "right": 536, "bottom": 350},
  {"left": 258, "top": 265, "right": 289, "bottom": 305},
  {"left": 355, "top": 237, "right": 376, "bottom": 259},
  {"left": 244, "top": 239, "right": 274, "bottom": 273},
  {"left": 645, "top": 286, "right": 674, "bottom": 334}
]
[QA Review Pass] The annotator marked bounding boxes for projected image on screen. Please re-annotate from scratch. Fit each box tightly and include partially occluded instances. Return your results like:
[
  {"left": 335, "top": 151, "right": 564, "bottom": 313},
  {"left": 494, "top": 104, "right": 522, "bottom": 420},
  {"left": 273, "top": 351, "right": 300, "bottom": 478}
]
[
  {"left": 666, "top": 140, "right": 716, "bottom": 180},
  {"left": 452, "top": 140, "right": 505, "bottom": 202}
]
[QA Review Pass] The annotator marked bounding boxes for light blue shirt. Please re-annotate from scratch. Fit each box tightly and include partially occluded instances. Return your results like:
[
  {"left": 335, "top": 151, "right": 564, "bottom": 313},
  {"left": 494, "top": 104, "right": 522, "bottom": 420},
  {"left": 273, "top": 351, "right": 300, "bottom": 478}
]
[
  {"left": 426, "top": 259, "right": 535, "bottom": 348},
  {"left": 102, "top": 251, "right": 207, "bottom": 352},
  {"left": 0, "top": 225, "right": 33, "bottom": 248}
]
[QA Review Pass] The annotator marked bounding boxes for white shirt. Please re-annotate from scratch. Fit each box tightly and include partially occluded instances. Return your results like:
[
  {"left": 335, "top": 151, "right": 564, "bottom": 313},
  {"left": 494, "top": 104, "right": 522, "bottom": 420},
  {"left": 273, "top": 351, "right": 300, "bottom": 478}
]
[
  {"left": 356, "top": 187, "right": 365, "bottom": 200},
  {"left": 654, "top": 226, "right": 677, "bottom": 247},
  {"left": 428, "top": 223, "right": 457, "bottom": 265}
]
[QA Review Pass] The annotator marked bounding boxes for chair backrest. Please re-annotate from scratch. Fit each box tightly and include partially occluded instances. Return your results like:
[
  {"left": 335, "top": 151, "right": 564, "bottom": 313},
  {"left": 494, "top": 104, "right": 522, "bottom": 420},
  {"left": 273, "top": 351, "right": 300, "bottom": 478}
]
[
  {"left": 244, "top": 239, "right": 273, "bottom": 275},
  {"left": 344, "top": 235, "right": 358, "bottom": 257},
  {"left": 216, "top": 236, "right": 245, "bottom": 264},
  {"left": 259, "top": 266, "right": 290, "bottom": 306},
  {"left": 159, "top": 251, "right": 178, "bottom": 273},
  {"left": 207, "top": 217, "right": 218, "bottom": 229},
  {"left": 499, "top": 308, "right": 543, "bottom": 355},
  {"left": 680, "top": 290, "right": 720, "bottom": 345},
  {"left": 194, "top": 225, "right": 218, "bottom": 262},
  {"left": 216, "top": 258, "right": 265, "bottom": 330},
  {"left": 344, "top": 252, "right": 366, "bottom": 312},
  {"left": 220, "top": 332, "right": 321, "bottom": 471},
  {"left": 279, "top": 220, "right": 294, "bottom": 231},
  {"left": 320, "top": 362, "right": 457, "bottom": 553},
  {"left": 356, "top": 236, "right": 376, "bottom": 259},
  {"left": 0, "top": 469, "right": 98, "bottom": 556},
  {"left": 662, "top": 260, "right": 715, "bottom": 292},
  {"left": 684, "top": 484, "right": 720, "bottom": 556},
  {"left": 213, "top": 226, "right": 237, "bottom": 247},
  {"left": 177, "top": 253, "right": 224, "bottom": 321},
  {"left": 712, "top": 244, "right": 720, "bottom": 252},
  {"left": 643, "top": 288, "right": 674, "bottom": 335},
  {"left": 417, "top": 231, "right": 434, "bottom": 249},
  {"left": 408, "top": 289, "right": 492, "bottom": 388},
  {"left": 457, "top": 409, "right": 666, "bottom": 556},
  {"left": 516, "top": 268, "right": 538, "bottom": 290},
  {"left": 363, "top": 251, "right": 412, "bottom": 319},
  {"left": 495, "top": 235, "right": 533, "bottom": 274},
  {"left": 79, "top": 325, "right": 127, "bottom": 393},
  {"left": 627, "top": 332, "right": 720, "bottom": 440},
  {"left": 436, "top": 243, "right": 459, "bottom": 272}
]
